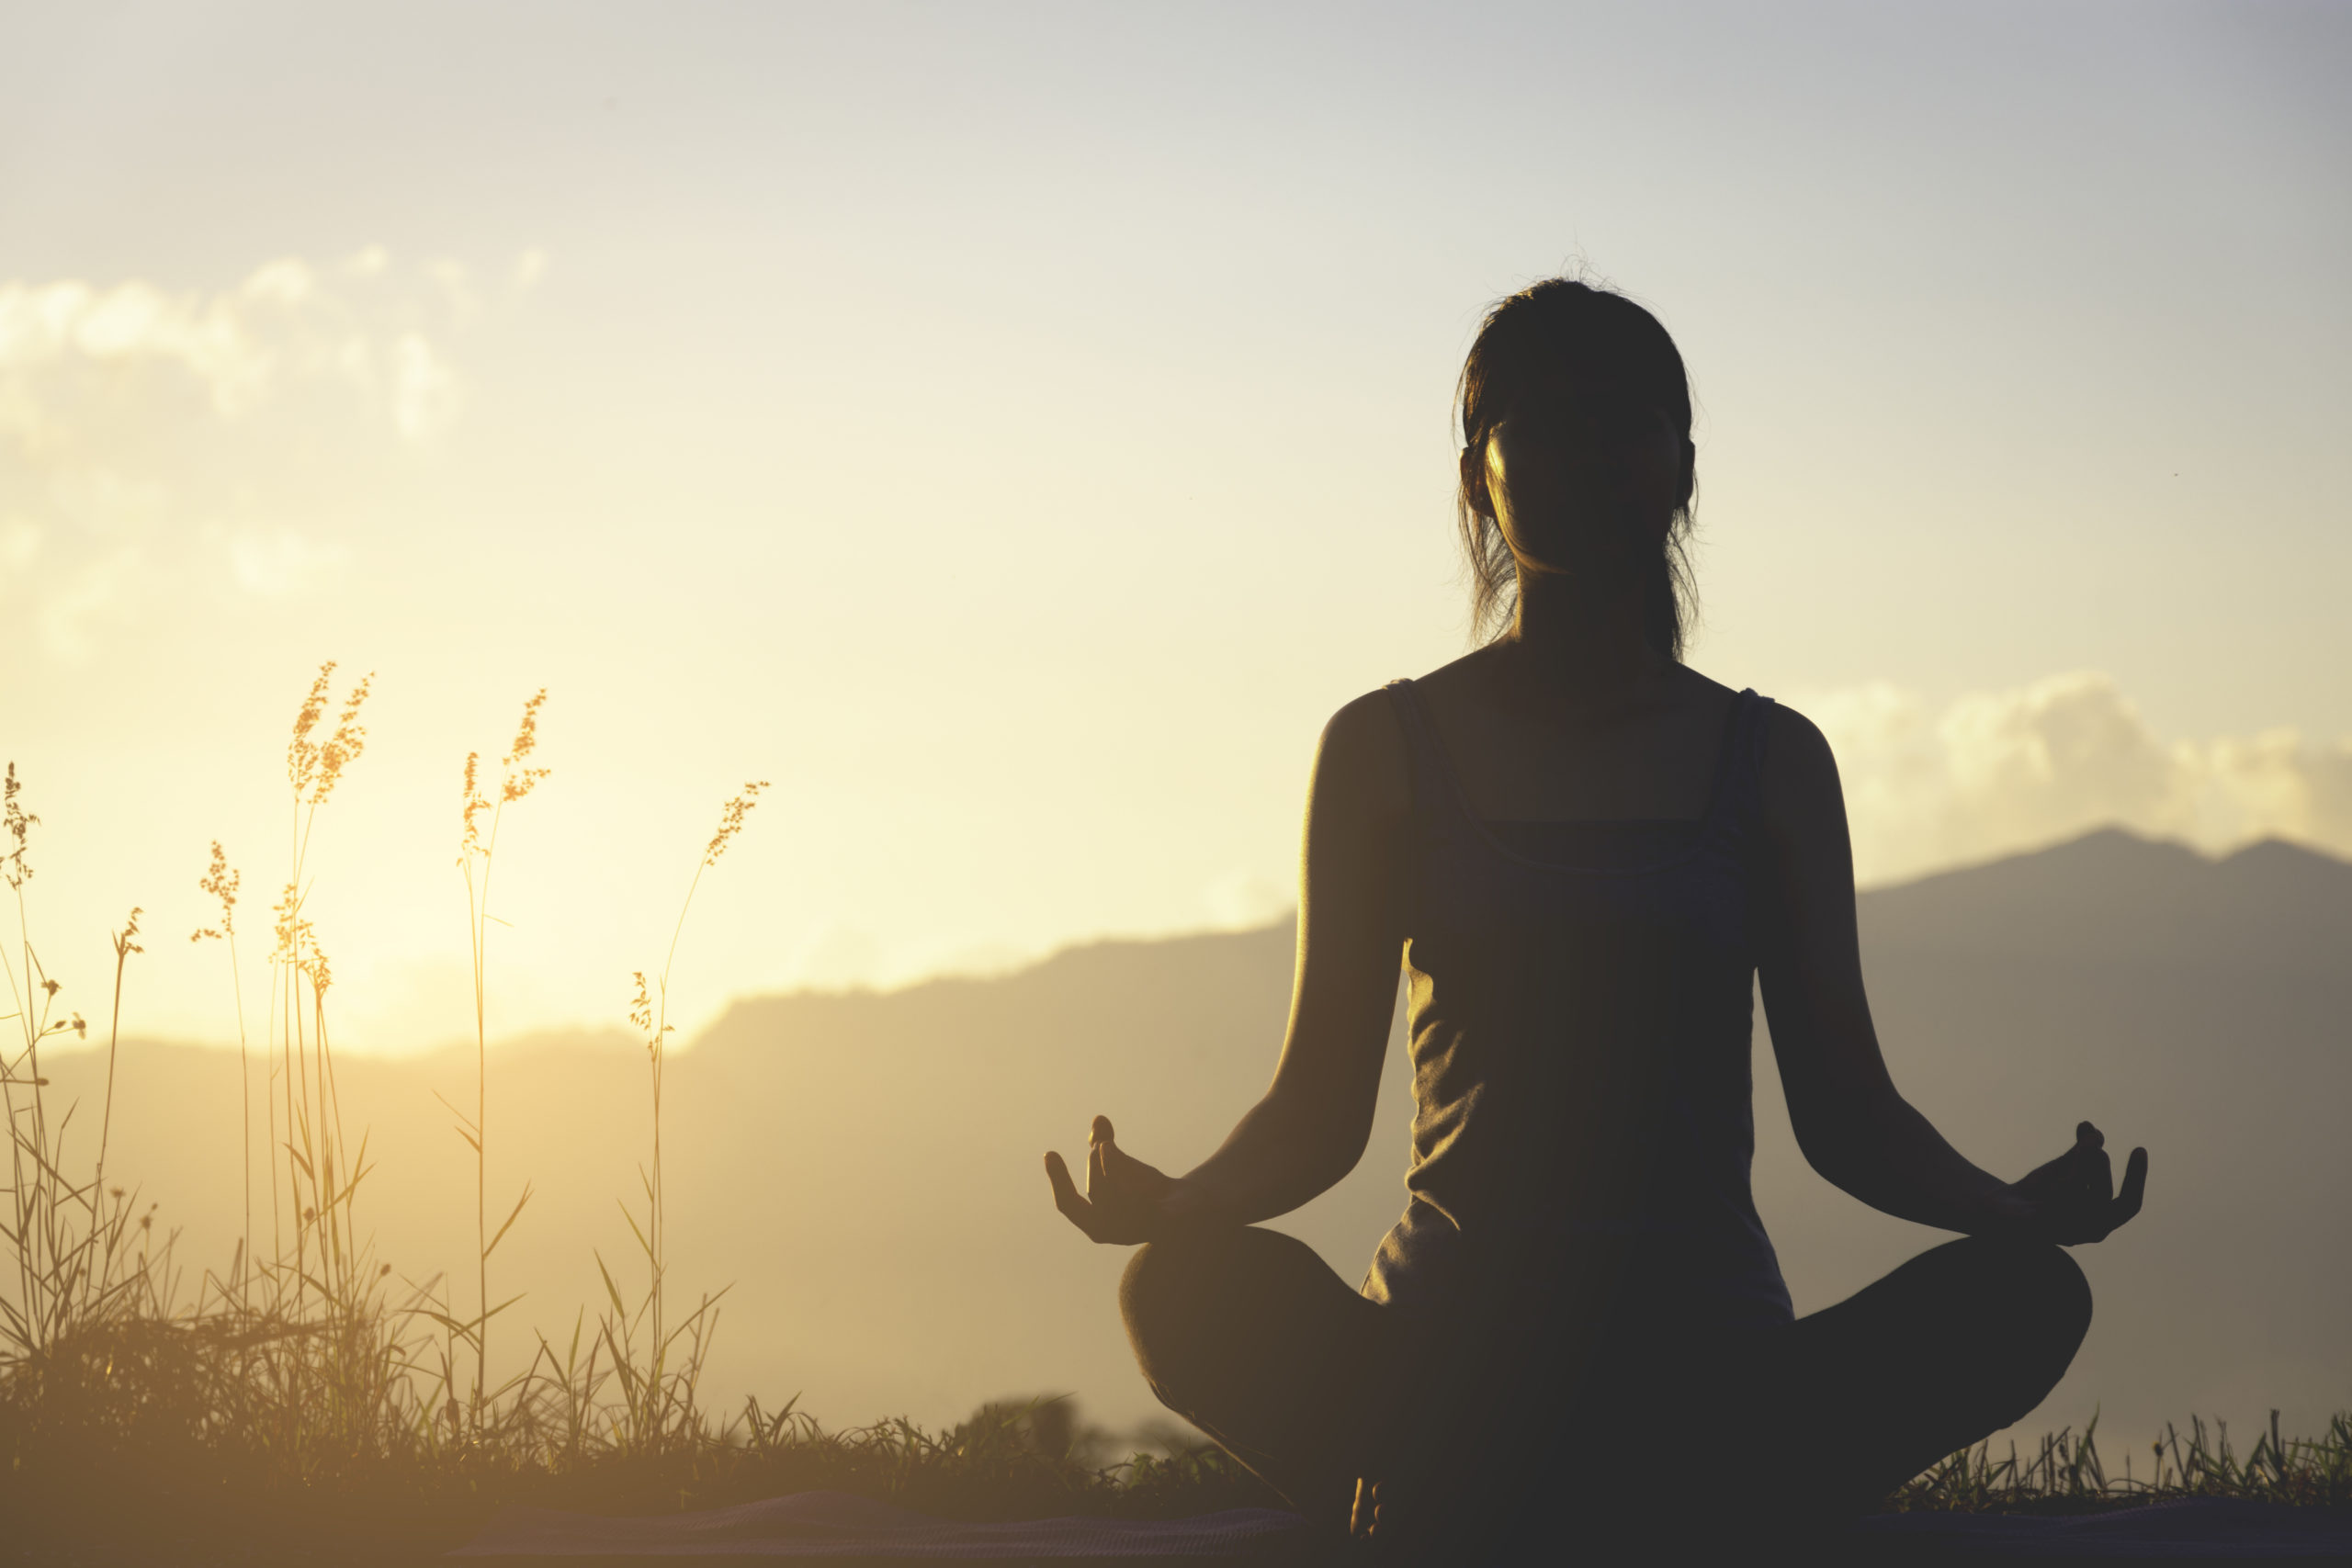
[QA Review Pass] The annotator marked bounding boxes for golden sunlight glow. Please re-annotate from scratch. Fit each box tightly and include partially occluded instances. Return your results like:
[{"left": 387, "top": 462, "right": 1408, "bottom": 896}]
[{"left": 3, "top": 9, "right": 2348, "bottom": 1526}]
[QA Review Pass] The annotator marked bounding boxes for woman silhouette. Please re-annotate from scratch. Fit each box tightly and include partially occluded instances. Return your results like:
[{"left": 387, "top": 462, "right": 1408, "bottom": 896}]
[{"left": 1044, "top": 278, "right": 2147, "bottom": 1558}]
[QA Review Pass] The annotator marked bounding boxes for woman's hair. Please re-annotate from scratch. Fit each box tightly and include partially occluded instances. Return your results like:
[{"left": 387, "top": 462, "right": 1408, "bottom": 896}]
[{"left": 1455, "top": 278, "right": 1698, "bottom": 657}]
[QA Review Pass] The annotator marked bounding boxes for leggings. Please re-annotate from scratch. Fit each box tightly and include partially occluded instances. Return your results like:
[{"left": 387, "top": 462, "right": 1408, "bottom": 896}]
[{"left": 1121, "top": 1229, "right": 2091, "bottom": 1552}]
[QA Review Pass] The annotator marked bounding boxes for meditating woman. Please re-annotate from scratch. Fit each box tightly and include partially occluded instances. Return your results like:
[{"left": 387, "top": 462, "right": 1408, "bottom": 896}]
[{"left": 1042, "top": 278, "right": 2148, "bottom": 1558}]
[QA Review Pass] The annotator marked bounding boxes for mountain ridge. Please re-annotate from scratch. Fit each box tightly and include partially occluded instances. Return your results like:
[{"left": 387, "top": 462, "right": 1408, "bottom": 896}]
[{"left": 27, "top": 825, "right": 2351, "bottom": 1446}]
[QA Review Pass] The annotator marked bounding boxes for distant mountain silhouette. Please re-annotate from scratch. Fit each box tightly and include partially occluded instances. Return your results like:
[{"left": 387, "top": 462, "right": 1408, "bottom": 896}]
[
  {"left": 1860, "top": 828, "right": 2349, "bottom": 976},
  {"left": 37, "top": 829, "right": 2352, "bottom": 1447}
]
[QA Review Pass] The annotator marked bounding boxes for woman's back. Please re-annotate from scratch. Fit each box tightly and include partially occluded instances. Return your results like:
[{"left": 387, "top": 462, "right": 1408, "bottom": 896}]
[
  {"left": 1369, "top": 662, "right": 1793, "bottom": 1356},
  {"left": 1404, "top": 654, "right": 1739, "bottom": 822}
]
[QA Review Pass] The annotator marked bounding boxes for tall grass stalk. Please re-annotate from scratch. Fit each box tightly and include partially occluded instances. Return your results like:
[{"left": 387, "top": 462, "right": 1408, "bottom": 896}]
[
  {"left": 92, "top": 906, "right": 143, "bottom": 1211},
  {"left": 603, "top": 779, "right": 767, "bottom": 1453},
  {"left": 451, "top": 690, "right": 550, "bottom": 1430},
  {"left": 267, "top": 661, "right": 372, "bottom": 1319},
  {"left": 191, "top": 843, "right": 252, "bottom": 1303},
  {"left": 1, "top": 765, "right": 160, "bottom": 1369}
]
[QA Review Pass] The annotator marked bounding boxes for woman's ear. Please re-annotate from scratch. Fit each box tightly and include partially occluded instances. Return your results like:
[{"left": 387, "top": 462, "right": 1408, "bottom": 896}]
[{"left": 1460, "top": 442, "right": 1493, "bottom": 520}]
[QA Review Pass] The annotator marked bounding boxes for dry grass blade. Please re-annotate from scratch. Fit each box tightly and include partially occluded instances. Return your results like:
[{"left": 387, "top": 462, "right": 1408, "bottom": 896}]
[
  {"left": 485, "top": 1183, "right": 534, "bottom": 1259},
  {"left": 457, "top": 688, "right": 554, "bottom": 1430}
]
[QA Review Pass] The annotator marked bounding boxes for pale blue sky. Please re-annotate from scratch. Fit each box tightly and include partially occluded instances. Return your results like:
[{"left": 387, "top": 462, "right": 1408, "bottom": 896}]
[{"left": 4, "top": 2, "right": 2346, "bottom": 1047}]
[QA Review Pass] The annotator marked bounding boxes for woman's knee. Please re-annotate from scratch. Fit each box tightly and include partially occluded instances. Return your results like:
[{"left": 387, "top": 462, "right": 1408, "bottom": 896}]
[
  {"left": 1921, "top": 1236, "right": 2091, "bottom": 1335},
  {"left": 1971, "top": 1237, "right": 2092, "bottom": 1348},
  {"left": 2015, "top": 1240, "right": 2093, "bottom": 1366},
  {"left": 1951, "top": 1237, "right": 2093, "bottom": 1415},
  {"left": 1118, "top": 1238, "right": 1188, "bottom": 1348},
  {"left": 1118, "top": 1227, "right": 1339, "bottom": 1393},
  {"left": 1119, "top": 1230, "right": 1246, "bottom": 1380}
]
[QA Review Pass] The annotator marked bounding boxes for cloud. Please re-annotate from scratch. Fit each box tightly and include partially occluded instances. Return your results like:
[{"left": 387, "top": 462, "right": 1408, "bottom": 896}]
[
  {"left": 0, "top": 251, "right": 534, "bottom": 659},
  {"left": 0, "top": 255, "right": 471, "bottom": 442},
  {"left": 1796, "top": 671, "right": 2352, "bottom": 885}
]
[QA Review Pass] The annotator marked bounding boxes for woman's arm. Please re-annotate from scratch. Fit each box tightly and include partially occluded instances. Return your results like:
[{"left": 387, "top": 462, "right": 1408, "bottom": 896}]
[
  {"left": 1756, "top": 706, "right": 2147, "bottom": 1242},
  {"left": 1045, "top": 691, "right": 1411, "bottom": 1242}
]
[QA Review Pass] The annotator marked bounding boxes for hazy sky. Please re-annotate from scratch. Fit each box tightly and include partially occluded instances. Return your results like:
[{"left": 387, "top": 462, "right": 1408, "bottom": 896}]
[{"left": 4, "top": 1, "right": 2347, "bottom": 1052}]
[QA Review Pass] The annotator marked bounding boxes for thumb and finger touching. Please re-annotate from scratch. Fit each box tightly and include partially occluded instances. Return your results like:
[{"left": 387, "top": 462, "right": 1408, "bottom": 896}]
[
  {"left": 2004, "top": 1119, "right": 2150, "bottom": 1243},
  {"left": 2073, "top": 1120, "right": 2151, "bottom": 1234},
  {"left": 1045, "top": 1113, "right": 1170, "bottom": 1244}
]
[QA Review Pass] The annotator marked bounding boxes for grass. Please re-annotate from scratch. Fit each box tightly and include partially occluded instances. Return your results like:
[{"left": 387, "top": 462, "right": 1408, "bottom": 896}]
[
  {"left": 451, "top": 685, "right": 550, "bottom": 1433},
  {"left": 1890, "top": 1409, "right": 2352, "bottom": 1514},
  {"left": 3, "top": 667, "right": 2348, "bottom": 1565}
]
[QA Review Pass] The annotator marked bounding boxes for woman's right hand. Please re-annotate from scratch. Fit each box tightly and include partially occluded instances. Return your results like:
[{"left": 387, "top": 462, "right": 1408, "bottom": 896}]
[
  {"left": 1045, "top": 1115, "right": 1185, "bottom": 1245},
  {"left": 1990, "top": 1121, "right": 2149, "bottom": 1244}
]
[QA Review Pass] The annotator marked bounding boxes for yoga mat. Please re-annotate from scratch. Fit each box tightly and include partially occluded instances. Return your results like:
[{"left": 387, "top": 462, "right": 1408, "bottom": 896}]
[
  {"left": 447, "top": 1491, "right": 1310, "bottom": 1559},
  {"left": 1852, "top": 1497, "right": 2352, "bottom": 1558},
  {"left": 451, "top": 1491, "right": 2352, "bottom": 1560}
]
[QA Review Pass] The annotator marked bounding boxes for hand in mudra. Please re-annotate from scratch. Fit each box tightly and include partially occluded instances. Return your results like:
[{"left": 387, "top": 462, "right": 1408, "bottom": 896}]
[
  {"left": 1999, "top": 1121, "right": 2149, "bottom": 1245},
  {"left": 1044, "top": 1116, "right": 1182, "bottom": 1244}
]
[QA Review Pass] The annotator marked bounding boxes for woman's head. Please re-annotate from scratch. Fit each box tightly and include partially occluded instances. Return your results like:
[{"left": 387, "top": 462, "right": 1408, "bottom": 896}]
[{"left": 1455, "top": 279, "right": 1697, "bottom": 657}]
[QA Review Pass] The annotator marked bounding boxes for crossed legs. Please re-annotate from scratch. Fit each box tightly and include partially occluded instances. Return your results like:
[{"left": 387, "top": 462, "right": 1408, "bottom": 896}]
[
  {"left": 1121, "top": 1227, "right": 2092, "bottom": 1543},
  {"left": 1120, "top": 1226, "right": 1400, "bottom": 1531}
]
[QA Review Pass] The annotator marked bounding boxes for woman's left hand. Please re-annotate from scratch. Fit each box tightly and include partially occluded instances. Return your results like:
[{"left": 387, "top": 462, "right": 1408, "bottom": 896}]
[
  {"left": 1993, "top": 1121, "right": 2149, "bottom": 1245},
  {"left": 1044, "top": 1115, "right": 1182, "bottom": 1245}
]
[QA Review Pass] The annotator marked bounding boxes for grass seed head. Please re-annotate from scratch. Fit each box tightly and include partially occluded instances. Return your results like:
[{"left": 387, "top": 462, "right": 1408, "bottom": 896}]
[
  {"left": 704, "top": 782, "right": 771, "bottom": 867},
  {"left": 460, "top": 691, "right": 553, "bottom": 850},
  {"left": 502, "top": 690, "right": 551, "bottom": 804},
  {"left": 4, "top": 761, "right": 37, "bottom": 888},
  {"left": 311, "top": 672, "right": 374, "bottom": 806},
  {"left": 272, "top": 883, "right": 303, "bottom": 964},
  {"left": 461, "top": 752, "right": 490, "bottom": 853},
  {"left": 191, "top": 841, "right": 240, "bottom": 942},
  {"left": 288, "top": 662, "right": 335, "bottom": 793},
  {"left": 288, "top": 662, "right": 375, "bottom": 807}
]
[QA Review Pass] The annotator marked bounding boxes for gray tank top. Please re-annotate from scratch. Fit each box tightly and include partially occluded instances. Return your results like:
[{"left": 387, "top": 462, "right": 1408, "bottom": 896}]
[{"left": 1367, "top": 680, "right": 1794, "bottom": 1349}]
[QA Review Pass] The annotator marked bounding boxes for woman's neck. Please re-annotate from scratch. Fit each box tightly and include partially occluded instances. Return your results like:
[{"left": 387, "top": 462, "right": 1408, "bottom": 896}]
[{"left": 1498, "top": 568, "right": 1671, "bottom": 716}]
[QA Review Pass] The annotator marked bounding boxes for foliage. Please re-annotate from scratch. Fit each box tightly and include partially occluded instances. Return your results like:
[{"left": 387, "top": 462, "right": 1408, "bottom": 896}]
[{"left": 1892, "top": 1407, "right": 2352, "bottom": 1513}]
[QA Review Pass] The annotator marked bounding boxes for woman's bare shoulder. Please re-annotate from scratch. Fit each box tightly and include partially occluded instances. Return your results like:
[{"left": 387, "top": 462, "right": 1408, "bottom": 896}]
[
  {"left": 1752, "top": 696, "right": 1846, "bottom": 842},
  {"left": 1756, "top": 697, "right": 1837, "bottom": 778},
  {"left": 1316, "top": 685, "right": 1414, "bottom": 828},
  {"left": 1672, "top": 666, "right": 1828, "bottom": 773},
  {"left": 1669, "top": 668, "right": 1840, "bottom": 825}
]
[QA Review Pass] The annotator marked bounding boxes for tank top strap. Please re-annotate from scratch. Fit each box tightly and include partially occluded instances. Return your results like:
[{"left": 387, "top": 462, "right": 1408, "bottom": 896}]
[
  {"left": 1381, "top": 678, "right": 1455, "bottom": 835},
  {"left": 1702, "top": 688, "right": 1776, "bottom": 846}
]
